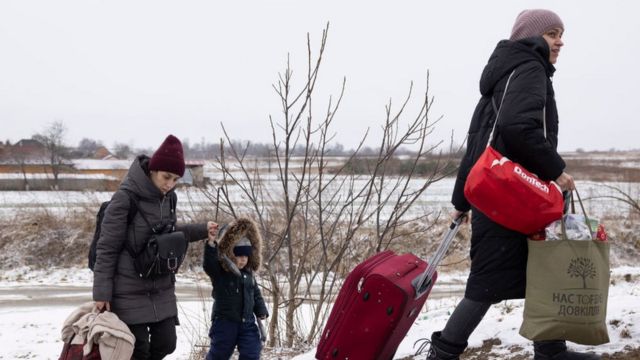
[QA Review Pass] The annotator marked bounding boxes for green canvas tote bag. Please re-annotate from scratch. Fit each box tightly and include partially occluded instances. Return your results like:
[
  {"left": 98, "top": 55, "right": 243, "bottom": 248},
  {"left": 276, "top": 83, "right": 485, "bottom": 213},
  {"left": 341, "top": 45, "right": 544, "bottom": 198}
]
[{"left": 520, "top": 191, "right": 610, "bottom": 345}]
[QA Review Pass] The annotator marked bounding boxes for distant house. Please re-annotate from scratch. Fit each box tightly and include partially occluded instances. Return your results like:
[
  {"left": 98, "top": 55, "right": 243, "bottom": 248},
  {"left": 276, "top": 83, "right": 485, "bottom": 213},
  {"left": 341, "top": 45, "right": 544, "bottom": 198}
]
[
  {"left": 93, "top": 146, "right": 115, "bottom": 160},
  {"left": 0, "top": 139, "right": 70, "bottom": 175},
  {"left": 0, "top": 153, "right": 206, "bottom": 190},
  {"left": 72, "top": 159, "right": 132, "bottom": 179},
  {"left": 1, "top": 138, "right": 47, "bottom": 163},
  {"left": 0, "top": 172, "right": 120, "bottom": 191},
  {"left": 0, "top": 155, "right": 122, "bottom": 191},
  {"left": 72, "top": 159, "right": 206, "bottom": 187},
  {"left": 13, "top": 139, "right": 46, "bottom": 158}
]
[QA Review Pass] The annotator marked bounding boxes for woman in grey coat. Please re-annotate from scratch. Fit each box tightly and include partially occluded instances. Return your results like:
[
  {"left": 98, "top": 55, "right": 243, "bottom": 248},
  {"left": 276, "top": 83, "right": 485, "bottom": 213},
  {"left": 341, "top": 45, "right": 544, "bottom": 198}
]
[{"left": 92, "top": 134, "right": 217, "bottom": 359}]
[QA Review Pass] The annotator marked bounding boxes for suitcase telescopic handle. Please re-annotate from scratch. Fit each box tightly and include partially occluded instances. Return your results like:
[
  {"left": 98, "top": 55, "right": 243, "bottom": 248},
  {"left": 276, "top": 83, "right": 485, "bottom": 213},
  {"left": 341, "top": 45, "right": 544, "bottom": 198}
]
[{"left": 412, "top": 214, "right": 465, "bottom": 299}]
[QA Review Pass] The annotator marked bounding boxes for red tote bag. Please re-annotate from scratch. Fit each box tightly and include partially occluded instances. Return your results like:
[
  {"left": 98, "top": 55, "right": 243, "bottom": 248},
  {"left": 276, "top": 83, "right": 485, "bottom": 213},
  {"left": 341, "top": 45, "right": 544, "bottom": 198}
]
[{"left": 464, "top": 70, "right": 563, "bottom": 234}]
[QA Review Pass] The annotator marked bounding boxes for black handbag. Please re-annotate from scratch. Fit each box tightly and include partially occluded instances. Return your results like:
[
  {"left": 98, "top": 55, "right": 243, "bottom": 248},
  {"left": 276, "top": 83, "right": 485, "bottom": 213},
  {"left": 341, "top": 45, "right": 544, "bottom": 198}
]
[
  {"left": 134, "top": 231, "right": 187, "bottom": 278},
  {"left": 127, "top": 195, "right": 188, "bottom": 278}
]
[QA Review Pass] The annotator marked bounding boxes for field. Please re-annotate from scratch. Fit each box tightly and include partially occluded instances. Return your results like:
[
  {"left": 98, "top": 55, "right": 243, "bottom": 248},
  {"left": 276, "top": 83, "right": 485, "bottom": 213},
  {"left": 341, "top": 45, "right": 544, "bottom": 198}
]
[{"left": 1, "top": 152, "right": 639, "bottom": 359}]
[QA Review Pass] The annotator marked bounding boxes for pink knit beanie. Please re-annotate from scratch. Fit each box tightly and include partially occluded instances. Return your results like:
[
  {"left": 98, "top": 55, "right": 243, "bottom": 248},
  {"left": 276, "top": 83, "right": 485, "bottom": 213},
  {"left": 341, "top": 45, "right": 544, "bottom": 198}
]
[{"left": 510, "top": 9, "right": 564, "bottom": 41}]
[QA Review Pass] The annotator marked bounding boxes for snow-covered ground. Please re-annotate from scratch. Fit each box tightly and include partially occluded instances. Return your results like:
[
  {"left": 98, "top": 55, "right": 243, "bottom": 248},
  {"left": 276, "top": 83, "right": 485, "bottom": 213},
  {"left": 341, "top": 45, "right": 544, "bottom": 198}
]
[
  {"left": 293, "top": 266, "right": 640, "bottom": 359},
  {"left": 0, "top": 266, "right": 638, "bottom": 359},
  {"left": 0, "top": 268, "right": 212, "bottom": 360},
  {"left": 0, "top": 180, "right": 637, "bottom": 220},
  {"left": 0, "top": 177, "right": 638, "bottom": 359}
]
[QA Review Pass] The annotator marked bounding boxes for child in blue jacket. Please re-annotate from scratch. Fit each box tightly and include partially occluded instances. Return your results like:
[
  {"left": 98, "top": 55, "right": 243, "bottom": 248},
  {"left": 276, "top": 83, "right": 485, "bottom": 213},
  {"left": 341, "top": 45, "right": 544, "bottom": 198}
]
[{"left": 203, "top": 217, "right": 269, "bottom": 360}]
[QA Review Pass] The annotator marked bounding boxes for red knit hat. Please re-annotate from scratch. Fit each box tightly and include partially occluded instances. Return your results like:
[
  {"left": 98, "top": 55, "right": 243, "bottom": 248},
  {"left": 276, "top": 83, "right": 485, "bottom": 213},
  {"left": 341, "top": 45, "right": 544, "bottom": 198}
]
[{"left": 149, "top": 135, "right": 185, "bottom": 177}]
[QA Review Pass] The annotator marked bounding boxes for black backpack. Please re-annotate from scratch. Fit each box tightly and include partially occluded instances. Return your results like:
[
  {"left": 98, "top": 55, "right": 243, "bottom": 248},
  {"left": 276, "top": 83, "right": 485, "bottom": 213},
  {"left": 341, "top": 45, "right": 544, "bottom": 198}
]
[{"left": 88, "top": 190, "right": 138, "bottom": 271}]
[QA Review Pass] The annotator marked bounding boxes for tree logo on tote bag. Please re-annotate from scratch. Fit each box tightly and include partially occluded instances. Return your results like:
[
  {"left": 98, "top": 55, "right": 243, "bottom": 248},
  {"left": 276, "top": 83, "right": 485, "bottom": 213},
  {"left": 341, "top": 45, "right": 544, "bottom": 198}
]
[
  {"left": 551, "top": 256, "right": 603, "bottom": 318},
  {"left": 567, "top": 257, "right": 596, "bottom": 289}
]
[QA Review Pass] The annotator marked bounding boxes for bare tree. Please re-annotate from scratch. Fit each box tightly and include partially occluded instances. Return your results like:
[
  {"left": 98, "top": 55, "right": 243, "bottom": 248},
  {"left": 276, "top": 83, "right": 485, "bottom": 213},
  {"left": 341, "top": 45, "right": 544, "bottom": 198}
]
[
  {"left": 589, "top": 183, "right": 640, "bottom": 215},
  {"left": 32, "top": 120, "right": 69, "bottom": 189},
  {"left": 205, "top": 24, "right": 454, "bottom": 349},
  {"left": 77, "top": 138, "right": 104, "bottom": 158},
  {"left": 8, "top": 146, "right": 32, "bottom": 191},
  {"left": 113, "top": 142, "right": 133, "bottom": 159}
]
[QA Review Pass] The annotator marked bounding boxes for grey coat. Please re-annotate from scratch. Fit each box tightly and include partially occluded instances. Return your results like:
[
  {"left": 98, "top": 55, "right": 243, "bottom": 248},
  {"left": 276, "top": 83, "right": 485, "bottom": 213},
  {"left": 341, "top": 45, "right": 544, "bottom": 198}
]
[{"left": 92, "top": 155, "right": 208, "bottom": 325}]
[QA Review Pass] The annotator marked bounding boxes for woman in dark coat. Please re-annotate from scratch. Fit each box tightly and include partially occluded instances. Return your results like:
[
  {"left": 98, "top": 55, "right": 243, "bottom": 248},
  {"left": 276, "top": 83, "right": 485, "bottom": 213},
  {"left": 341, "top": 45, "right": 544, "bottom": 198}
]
[
  {"left": 427, "top": 10, "right": 598, "bottom": 360},
  {"left": 92, "top": 134, "right": 216, "bottom": 359}
]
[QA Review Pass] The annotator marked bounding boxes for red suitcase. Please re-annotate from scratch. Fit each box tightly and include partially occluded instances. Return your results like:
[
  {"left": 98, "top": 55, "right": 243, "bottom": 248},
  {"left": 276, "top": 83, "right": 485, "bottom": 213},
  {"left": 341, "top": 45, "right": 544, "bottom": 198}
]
[{"left": 316, "top": 218, "right": 463, "bottom": 360}]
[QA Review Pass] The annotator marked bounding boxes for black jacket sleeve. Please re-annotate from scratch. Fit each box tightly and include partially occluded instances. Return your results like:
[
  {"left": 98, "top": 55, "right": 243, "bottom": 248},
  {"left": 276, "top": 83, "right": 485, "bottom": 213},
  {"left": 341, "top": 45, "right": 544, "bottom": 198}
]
[
  {"left": 93, "top": 189, "right": 131, "bottom": 301},
  {"left": 253, "top": 276, "right": 269, "bottom": 318},
  {"left": 451, "top": 97, "right": 494, "bottom": 212},
  {"left": 203, "top": 241, "right": 222, "bottom": 279},
  {"left": 496, "top": 62, "right": 565, "bottom": 181},
  {"left": 176, "top": 223, "right": 208, "bottom": 243},
  {"left": 452, "top": 157, "right": 473, "bottom": 212}
]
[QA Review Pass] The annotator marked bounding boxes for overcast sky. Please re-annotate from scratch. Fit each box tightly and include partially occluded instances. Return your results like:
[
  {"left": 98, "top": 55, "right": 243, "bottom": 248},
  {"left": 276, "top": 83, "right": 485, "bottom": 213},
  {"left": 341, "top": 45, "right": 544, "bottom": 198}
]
[{"left": 1, "top": 0, "right": 638, "bottom": 153}]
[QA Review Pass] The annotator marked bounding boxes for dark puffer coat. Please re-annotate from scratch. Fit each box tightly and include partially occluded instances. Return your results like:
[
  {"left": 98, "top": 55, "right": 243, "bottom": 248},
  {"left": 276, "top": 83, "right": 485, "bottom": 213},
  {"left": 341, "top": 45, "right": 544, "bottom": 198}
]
[
  {"left": 451, "top": 37, "right": 566, "bottom": 302},
  {"left": 203, "top": 218, "right": 269, "bottom": 323},
  {"left": 92, "top": 155, "right": 208, "bottom": 325}
]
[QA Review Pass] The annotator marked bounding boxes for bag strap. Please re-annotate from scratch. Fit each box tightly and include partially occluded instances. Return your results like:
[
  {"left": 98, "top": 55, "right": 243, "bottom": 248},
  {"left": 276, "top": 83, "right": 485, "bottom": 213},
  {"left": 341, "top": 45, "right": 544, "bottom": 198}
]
[
  {"left": 121, "top": 189, "right": 138, "bottom": 224},
  {"left": 118, "top": 190, "right": 144, "bottom": 258},
  {"left": 487, "top": 70, "right": 516, "bottom": 147},
  {"left": 488, "top": 70, "right": 547, "bottom": 147},
  {"left": 127, "top": 195, "right": 153, "bottom": 230},
  {"left": 560, "top": 188, "right": 594, "bottom": 240},
  {"left": 128, "top": 192, "right": 176, "bottom": 233},
  {"left": 543, "top": 104, "right": 547, "bottom": 139}
]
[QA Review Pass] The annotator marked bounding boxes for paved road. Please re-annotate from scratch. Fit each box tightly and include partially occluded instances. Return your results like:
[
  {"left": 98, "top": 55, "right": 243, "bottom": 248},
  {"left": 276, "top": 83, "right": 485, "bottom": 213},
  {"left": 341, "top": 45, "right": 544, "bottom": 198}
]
[
  {"left": 0, "top": 280, "right": 464, "bottom": 308},
  {"left": 0, "top": 283, "right": 213, "bottom": 308}
]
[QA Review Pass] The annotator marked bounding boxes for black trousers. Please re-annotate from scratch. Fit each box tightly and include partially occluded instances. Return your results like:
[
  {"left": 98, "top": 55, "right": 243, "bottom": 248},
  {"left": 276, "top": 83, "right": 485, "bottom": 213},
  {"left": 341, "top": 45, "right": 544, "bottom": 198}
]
[
  {"left": 128, "top": 316, "right": 177, "bottom": 360},
  {"left": 439, "top": 297, "right": 569, "bottom": 357}
]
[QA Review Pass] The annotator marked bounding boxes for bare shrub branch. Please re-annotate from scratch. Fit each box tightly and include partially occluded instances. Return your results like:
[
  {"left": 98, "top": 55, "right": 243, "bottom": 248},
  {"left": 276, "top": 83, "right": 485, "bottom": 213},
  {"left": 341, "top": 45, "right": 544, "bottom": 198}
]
[{"left": 203, "top": 23, "right": 451, "bottom": 349}]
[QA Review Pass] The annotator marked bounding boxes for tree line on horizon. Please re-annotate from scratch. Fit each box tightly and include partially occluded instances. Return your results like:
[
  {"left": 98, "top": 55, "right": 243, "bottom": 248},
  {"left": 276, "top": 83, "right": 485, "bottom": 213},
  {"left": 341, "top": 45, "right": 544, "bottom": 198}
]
[{"left": 2, "top": 120, "right": 465, "bottom": 162}]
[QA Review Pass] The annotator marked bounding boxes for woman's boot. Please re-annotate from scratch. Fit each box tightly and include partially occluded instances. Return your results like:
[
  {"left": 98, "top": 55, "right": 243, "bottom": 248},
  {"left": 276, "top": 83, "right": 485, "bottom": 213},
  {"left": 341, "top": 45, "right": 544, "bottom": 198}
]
[
  {"left": 533, "top": 340, "right": 601, "bottom": 360},
  {"left": 426, "top": 331, "right": 467, "bottom": 360}
]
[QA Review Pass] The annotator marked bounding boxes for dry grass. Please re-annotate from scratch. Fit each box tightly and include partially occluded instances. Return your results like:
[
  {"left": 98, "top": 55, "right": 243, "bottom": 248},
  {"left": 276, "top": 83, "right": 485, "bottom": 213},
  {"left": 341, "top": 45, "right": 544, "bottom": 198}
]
[
  {"left": 564, "top": 158, "right": 640, "bottom": 182},
  {"left": 0, "top": 208, "right": 96, "bottom": 268},
  {"left": 1, "top": 206, "right": 638, "bottom": 272},
  {"left": 0, "top": 202, "right": 223, "bottom": 271}
]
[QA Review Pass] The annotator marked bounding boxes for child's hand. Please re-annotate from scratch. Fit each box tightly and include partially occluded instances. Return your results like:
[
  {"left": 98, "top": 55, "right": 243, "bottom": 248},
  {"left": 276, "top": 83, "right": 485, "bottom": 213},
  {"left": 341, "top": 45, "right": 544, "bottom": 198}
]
[{"left": 207, "top": 233, "right": 218, "bottom": 246}]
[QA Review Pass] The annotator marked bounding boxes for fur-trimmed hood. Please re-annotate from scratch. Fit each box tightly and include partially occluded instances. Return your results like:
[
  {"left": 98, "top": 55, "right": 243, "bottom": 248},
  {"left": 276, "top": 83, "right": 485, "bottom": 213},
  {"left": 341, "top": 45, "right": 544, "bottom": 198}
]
[{"left": 218, "top": 217, "right": 263, "bottom": 272}]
